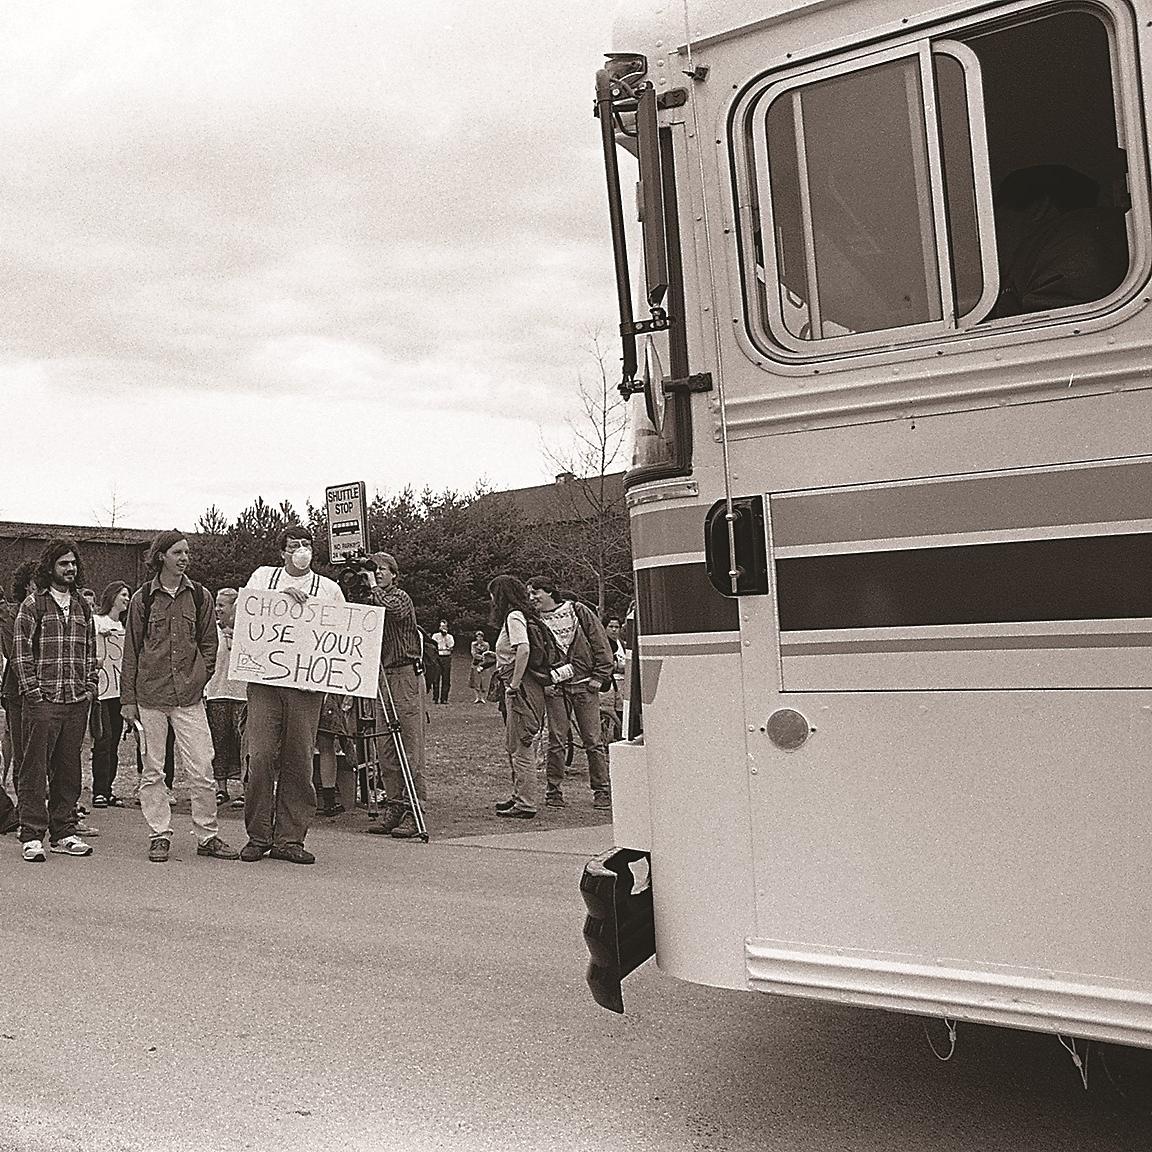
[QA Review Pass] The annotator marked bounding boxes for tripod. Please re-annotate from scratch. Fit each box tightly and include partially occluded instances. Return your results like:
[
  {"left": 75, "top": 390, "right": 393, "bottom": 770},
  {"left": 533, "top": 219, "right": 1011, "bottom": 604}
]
[{"left": 356, "top": 671, "right": 429, "bottom": 842}]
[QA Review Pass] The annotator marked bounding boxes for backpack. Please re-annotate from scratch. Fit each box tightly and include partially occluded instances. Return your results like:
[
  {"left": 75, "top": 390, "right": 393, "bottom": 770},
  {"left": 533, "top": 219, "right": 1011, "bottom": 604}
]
[
  {"left": 525, "top": 614, "right": 564, "bottom": 685},
  {"left": 132, "top": 580, "right": 208, "bottom": 653}
]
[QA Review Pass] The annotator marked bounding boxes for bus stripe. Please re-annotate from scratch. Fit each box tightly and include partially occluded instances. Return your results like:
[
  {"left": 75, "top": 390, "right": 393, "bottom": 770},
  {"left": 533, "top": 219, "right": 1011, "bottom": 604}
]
[
  {"left": 771, "top": 458, "right": 1152, "bottom": 549},
  {"left": 636, "top": 562, "right": 740, "bottom": 634},
  {"left": 776, "top": 532, "right": 1152, "bottom": 631}
]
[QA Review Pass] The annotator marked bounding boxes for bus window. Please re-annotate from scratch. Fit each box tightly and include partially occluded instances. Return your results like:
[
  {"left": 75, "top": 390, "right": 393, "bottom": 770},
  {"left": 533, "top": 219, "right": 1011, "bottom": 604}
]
[
  {"left": 964, "top": 8, "right": 1131, "bottom": 317},
  {"left": 740, "top": 1, "right": 1139, "bottom": 359}
]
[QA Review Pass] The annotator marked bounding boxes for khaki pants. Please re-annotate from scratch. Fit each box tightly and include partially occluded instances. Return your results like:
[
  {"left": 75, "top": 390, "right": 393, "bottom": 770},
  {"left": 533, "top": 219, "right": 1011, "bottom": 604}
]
[
  {"left": 139, "top": 702, "right": 219, "bottom": 843},
  {"left": 375, "top": 665, "right": 427, "bottom": 803}
]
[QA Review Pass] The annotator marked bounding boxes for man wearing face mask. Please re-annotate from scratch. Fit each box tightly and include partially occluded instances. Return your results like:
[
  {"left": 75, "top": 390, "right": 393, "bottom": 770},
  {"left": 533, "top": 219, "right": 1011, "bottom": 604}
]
[{"left": 241, "top": 526, "right": 343, "bottom": 865}]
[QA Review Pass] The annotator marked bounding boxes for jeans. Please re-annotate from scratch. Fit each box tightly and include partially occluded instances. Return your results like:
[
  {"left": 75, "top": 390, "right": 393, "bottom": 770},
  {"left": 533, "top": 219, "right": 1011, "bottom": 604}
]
[
  {"left": 500, "top": 677, "right": 545, "bottom": 812},
  {"left": 244, "top": 683, "right": 322, "bottom": 848},
  {"left": 91, "top": 697, "right": 124, "bottom": 800},
  {"left": 2, "top": 696, "right": 24, "bottom": 797},
  {"left": 206, "top": 698, "right": 245, "bottom": 781},
  {"left": 375, "top": 665, "right": 427, "bottom": 802},
  {"left": 545, "top": 682, "right": 610, "bottom": 795},
  {"left": 18, "top": 699, "right": 88, "bottom": 843},
  {"left": 138, "top": 703, "right": 219, "bottom": 842},
  {"left": 435, "top": 655, "right": 452, "bottom": 703}
]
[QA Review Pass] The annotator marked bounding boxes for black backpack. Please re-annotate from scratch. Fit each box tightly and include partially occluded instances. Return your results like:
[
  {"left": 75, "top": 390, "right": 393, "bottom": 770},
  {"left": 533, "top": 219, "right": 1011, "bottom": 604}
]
[{"left": 524, "top": 614, "right": 563, "bottom": 684}]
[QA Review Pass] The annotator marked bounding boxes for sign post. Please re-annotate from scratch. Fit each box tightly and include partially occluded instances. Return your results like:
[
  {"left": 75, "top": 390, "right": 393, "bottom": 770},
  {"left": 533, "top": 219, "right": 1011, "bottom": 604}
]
[{"left": 325, "top": 480, "right": 368, "bottom": 562}]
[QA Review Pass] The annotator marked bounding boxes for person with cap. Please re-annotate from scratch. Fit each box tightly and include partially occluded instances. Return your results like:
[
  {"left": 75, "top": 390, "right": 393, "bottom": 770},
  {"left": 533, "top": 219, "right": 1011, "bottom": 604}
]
[
  {"left": 240, "top": 525, "right": 343, "bottom": 865},
  {"left": 364, "top": 551, "right": 427, "bottom": 839}
]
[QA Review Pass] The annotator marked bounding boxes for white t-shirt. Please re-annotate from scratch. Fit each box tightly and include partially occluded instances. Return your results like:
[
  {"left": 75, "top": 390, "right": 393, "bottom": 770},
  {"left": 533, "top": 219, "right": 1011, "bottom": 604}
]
[
  {"left": 50, "top": 587, "right": 71, "bottom": 619},
  {"left": 495, "top": 610, "right": 529, "bottom": 674},
  {"left": 245, "top": 565, "right": 344, "bottom": 603},
  {"left": 433, "top": 630, "right": 455, "bottom": 657}
]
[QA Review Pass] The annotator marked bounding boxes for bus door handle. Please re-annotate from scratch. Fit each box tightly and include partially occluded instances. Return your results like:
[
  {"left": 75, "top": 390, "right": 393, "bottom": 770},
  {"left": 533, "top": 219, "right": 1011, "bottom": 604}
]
[{"left": 704, "top": 496, "right": 769, "bottom": 597}]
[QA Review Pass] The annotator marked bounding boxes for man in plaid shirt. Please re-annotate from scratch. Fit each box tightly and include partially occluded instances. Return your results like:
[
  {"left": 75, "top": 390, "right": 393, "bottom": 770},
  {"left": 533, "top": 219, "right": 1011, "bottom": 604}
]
[{"left": 12, "top": 538, "right": 98, "bottom": 861}]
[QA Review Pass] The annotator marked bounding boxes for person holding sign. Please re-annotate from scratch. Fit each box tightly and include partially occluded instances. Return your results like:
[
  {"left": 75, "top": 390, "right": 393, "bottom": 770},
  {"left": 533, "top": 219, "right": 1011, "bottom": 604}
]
[
  {"left": 90, "top": 581, "right": 130, "bottom": 808},
  {"left": 240, "top": 525, "right": 343, "bottom": 865},
  {"left": 121, "top": 531, "right": 239, "bottom": 864}
]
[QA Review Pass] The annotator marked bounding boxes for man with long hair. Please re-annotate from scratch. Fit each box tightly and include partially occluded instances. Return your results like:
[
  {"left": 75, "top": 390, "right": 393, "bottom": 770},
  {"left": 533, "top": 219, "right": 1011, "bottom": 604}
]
[
  {"left": 11, "top": 539, "right": 98, "bottom": 861},
  {"left": 121, "top": 530, "right": 238, "bottom": 864}
]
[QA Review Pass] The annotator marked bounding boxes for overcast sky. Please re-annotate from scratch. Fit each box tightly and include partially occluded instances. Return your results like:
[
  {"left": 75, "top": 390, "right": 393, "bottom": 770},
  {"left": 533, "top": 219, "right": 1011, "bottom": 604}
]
[{"left": 0, "top": 0, "right": 622, "bottom": 530}]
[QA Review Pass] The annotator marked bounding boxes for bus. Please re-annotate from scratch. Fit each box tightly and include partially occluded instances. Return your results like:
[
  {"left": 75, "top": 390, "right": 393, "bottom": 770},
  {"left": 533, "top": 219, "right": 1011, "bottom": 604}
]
[{"left": 580, "top": 0, "right": 1152, "bottom": 1059}]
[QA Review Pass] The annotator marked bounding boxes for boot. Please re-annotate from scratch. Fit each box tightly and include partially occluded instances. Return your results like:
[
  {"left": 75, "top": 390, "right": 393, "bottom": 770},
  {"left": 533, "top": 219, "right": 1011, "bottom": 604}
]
[
  {"left": 319, "top": 787, "right": 345, "bottom": 817},
  {"left": 365, "top": 799, "right": 406, "bottom": 835}
]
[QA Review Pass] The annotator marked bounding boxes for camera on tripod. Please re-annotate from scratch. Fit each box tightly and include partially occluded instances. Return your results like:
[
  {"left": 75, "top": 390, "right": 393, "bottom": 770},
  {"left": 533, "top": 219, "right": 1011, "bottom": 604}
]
[{"left": 337, "top": 551, "right": 378, "bottom": 603}]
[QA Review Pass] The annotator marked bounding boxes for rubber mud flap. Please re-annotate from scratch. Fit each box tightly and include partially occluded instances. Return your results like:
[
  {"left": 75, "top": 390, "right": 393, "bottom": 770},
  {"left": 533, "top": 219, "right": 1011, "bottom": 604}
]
[{"left": 581, "top": 847, "right": 655, "bottom": 1013}]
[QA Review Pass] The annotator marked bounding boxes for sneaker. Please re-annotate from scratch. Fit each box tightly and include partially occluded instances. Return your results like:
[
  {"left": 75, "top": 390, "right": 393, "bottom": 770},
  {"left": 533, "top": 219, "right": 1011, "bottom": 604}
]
[
  {"left": 268, "top": 843, "right": 315, "bottom": 865},
  {"left": 215, "top": 790, "right": 229, "bottom": 806},
  {"left": 240, "top": 840, "right": 270, "bottom": 862},
  {"left": 545, "top": 789, "right": 566, "bottom": 808},
  {"left": 74, "top": 819, "right": 100, "bottom": 836},
  {"left": 390, "top": 809, "right": 423, "bottom": 838},
  {"left": 91, "top": 795, "right": 108, "bottom": 808},
  {"left": 229, "top": 796, "right": 245, "bottom": 809},
  {"left": 148, "top": 835, "right": 170, "bottom": 863},
  {"left": 197, "top": 836, "right": 239, "bottom": 860},
  {"left": 50, "top": 835, "right": 93, "bottom": 857},
  {"left": 494, "top": 798, "right": 516, "bottom": 812},
  {"left": 22, "top": 839, "right": 46, "bottom": 863},
  {"left": 496, "top": 807, "right": 536, "bottom": 820},
  {"left": 106, "top": 796, "right": 126, "bottom": 808},
  {"left": 592, "top": 790, "right": 612, "bottom": 810}
]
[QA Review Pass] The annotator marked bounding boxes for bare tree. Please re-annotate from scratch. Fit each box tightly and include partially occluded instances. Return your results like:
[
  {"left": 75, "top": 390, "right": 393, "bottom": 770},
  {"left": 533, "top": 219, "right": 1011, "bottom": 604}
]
[
  {"left": 93, "top": 485, "right": 135, "bottom": 529},
  {"left": 536, "top": 330, "right": 632, "bottom": 613}
]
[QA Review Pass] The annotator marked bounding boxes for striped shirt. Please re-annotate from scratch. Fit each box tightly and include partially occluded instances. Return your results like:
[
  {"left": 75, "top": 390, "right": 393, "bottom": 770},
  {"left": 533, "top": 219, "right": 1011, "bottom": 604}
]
[
  {"left": 13, "top": 590, "right": 98, "bottom": 704},
  {"left": 369, "top": 586, "right": 422, "bottom": 666}
]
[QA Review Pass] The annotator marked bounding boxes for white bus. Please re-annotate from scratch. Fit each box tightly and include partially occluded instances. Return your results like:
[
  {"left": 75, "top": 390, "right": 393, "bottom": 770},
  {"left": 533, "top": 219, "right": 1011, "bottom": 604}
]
[{"left": 580, "top": 0, "right": 1152, "bottom": 1059}]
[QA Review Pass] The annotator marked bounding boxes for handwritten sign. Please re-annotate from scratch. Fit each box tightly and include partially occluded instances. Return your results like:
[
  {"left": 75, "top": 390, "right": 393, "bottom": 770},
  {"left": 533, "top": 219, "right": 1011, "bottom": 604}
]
[
  {"left": 97, "top": 629, "right": 124, "bottom": 701},
  {"left": 229, "top": 590, "right": 383, "bottom": 698}
]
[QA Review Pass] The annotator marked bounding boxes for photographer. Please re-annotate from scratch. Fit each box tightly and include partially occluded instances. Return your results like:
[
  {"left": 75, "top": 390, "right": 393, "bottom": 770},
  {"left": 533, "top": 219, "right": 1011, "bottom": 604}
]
[{"left": 340, "top": 552, "right": 427, "bottom": 839}]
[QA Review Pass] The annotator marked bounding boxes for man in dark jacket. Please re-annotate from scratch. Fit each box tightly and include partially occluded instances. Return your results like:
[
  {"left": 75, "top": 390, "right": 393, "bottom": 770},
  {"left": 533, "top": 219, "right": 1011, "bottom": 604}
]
[
  {"left": 121, "top": 530, "right": 238, "bottom": 864},
  {"left": 526, "top": 577, "right": 615, "bottom": 810}
]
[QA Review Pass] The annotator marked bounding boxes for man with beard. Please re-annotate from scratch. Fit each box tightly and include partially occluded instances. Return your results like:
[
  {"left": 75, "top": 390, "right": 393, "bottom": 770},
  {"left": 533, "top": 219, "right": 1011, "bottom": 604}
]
[{"left": 11, "top": 539, "right": 97, "bottom": 861}]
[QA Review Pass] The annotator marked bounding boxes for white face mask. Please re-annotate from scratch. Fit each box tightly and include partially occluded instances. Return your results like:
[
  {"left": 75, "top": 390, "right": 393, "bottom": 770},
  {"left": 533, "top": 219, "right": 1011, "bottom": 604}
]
[{"left": 291, "top": 546, "right": 312, "bottom": 570}]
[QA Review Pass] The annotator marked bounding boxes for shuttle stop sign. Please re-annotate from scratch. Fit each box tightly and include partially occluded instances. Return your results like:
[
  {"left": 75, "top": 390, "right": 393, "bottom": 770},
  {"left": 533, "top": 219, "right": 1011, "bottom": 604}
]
[{"left": 326, "top": 480, "right": 368, "bottom": 562}]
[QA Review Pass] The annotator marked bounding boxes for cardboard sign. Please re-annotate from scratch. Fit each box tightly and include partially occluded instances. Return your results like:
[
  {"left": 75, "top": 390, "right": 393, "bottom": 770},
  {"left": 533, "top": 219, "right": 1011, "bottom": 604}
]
[
  {"left": 229, "top": 589, "right": 383, "bottom": 698},
  {"left": 326, "top": 480, "right": 368, "bottom": 563},
  {"left": 96, "top": 628, "right": 124, "bottom": 701}
]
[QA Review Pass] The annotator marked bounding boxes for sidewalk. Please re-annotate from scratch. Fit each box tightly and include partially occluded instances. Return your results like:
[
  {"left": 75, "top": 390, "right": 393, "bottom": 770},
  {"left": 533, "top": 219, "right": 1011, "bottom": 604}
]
[{"left": 437, "top": 822, "right": 614, "bottom": 857}]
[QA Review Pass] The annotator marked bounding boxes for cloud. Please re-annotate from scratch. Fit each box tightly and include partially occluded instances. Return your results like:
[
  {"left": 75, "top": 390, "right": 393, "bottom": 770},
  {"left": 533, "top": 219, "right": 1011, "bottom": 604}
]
[{"left": 0, "top": 0, "right": 628, "bottom": 527}]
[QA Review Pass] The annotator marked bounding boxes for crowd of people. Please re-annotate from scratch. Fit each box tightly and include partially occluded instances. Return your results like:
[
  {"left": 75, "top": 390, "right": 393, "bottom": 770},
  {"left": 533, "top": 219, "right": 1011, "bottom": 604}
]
[{"left": 0, "top": 528, "right": 628, "bottom": 863}]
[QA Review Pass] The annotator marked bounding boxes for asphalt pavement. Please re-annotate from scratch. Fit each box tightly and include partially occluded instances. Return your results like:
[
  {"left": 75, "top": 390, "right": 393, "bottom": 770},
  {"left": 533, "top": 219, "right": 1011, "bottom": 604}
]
[{"left": 1, "top": 810, "right": 1149, "bottom": 1152}]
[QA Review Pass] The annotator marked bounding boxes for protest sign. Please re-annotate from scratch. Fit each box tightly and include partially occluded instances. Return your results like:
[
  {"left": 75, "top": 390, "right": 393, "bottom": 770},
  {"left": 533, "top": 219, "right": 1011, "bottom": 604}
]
[
  {"left": 97, "top": 628, "right": 124, "bottom": 701},
  {"left": 229, "top": 590, "right": 383, "bottom": 698}
]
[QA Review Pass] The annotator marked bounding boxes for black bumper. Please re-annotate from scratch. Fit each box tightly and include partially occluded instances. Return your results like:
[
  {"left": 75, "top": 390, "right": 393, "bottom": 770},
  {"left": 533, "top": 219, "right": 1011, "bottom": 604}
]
[{"left": 580, "top": 847, "right": 656, "bottom": 1013}]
